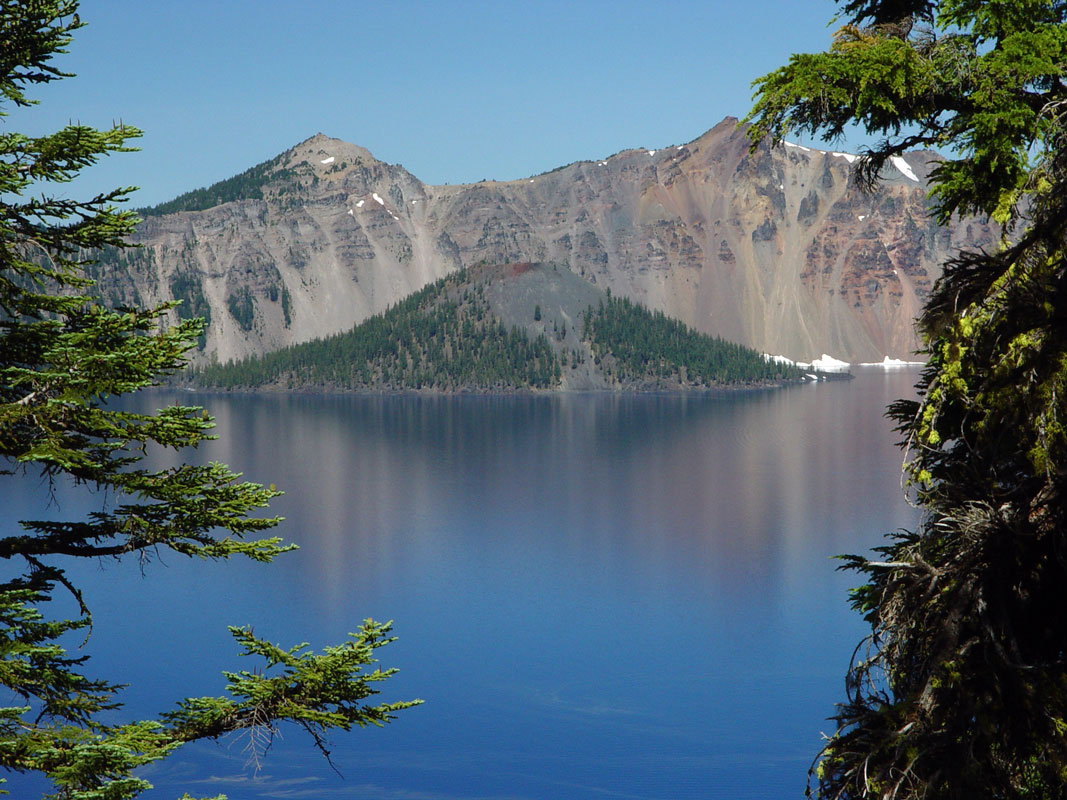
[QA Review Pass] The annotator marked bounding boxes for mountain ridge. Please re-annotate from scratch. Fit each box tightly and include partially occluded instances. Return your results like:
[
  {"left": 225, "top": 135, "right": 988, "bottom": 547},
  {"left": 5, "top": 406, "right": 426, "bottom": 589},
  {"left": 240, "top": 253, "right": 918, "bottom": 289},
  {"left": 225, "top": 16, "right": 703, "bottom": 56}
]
[{"left": 92, "top": 117, "right": 997, "bottom": 365}]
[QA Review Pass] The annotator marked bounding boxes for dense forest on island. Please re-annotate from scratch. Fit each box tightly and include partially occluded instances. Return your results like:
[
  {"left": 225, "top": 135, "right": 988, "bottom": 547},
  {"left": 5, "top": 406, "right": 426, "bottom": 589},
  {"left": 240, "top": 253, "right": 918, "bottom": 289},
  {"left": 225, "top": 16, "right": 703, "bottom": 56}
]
[
  {"left": 583, "top": 295, "right": 802, "bottom": 385},
  {"left": 194, "top": 271, "right": 561, "bottom": 391},
  {"left": 193, "top": 266, "right": 802, "bottom": 392}
]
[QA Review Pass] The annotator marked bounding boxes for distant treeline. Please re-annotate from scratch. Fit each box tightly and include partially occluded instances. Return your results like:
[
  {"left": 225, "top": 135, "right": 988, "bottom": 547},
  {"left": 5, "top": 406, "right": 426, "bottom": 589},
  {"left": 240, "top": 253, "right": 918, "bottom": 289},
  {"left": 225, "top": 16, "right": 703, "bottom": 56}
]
[
  {"left": 194, "top": 273, "right": 561, "bottom": 391},
  {"left": 137, "top": 153, "right": 293, "bottom": 217},
  {"left": 583, "top": 295, "right": 801, "bottom": 384}
]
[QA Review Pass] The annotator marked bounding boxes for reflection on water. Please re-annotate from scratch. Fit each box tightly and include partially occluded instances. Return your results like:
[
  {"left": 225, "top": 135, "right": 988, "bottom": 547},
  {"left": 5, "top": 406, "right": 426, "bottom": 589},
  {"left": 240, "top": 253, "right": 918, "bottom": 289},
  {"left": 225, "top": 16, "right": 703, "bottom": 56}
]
[{"left": 1, "top": 370, "right": 920, "bottom": 800}]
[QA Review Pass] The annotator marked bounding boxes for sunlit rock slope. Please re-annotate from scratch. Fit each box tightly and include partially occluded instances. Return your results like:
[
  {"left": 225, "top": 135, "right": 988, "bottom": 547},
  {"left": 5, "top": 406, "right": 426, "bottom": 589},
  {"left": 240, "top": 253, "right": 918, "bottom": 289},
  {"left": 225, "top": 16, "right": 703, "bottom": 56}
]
[{"left": 93, "top": 117, "right": 996, "bottom": 364}]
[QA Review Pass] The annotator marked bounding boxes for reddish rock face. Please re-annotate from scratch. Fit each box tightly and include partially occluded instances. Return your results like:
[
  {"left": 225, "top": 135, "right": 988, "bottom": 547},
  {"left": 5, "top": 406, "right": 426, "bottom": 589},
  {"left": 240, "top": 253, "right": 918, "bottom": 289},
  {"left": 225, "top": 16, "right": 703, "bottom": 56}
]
[{"left": 99, "top": 123, "right": 995, "bottom": 365}]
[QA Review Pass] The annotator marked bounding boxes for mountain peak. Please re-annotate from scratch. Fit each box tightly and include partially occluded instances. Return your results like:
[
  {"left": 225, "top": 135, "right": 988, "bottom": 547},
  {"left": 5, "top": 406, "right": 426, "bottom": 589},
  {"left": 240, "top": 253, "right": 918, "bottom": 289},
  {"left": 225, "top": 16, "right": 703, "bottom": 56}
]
[
  {"left": 688, "top": 116, "right": 745, "bottom": 145},
  {"left": 286, "top": 133, "right": 381, "bottom": 168}
]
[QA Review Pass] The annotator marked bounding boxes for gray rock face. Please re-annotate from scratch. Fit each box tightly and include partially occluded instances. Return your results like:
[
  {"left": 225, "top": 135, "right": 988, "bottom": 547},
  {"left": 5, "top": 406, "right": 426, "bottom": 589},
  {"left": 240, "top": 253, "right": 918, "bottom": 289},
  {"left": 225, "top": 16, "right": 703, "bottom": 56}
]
[{"left": 97, "top": 119, "right": 996, "bottom": 364}]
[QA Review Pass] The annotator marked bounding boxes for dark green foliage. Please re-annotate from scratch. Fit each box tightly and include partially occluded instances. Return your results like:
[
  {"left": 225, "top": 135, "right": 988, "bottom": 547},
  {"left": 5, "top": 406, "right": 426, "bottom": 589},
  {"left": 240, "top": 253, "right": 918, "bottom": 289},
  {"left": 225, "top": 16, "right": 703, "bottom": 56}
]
[
  {"left": 751, "top": 218, "right": 777, "bottom": 242},
  {"left": 835, "top": 0, "right": 935, "bottom": 25},
  {"left": 280, "top": 283, "right": 292, "bottom": 327},
  {"left": 136, "top": 153, "right": 295, "bottom": 216},
  {"left": 197, "top": 272, "right": 562, "bottom": 391},
  {"left": 798, "top": 190, "right": 820, "bottom": 223},
  {"left": 0, "top": 5, "right": 417, "bottom": 798},
  {"left": 169, "top": 269, "right": 211, "bottom": 349},
  {"left": 748, "top": 0, "right": 1067, "bottom": 226},
  {"left": 749, "top": 2, "right": 1067, "bottom": 798},
  {"left": 582, "top": 295, "right": 801, "bottom": 385},
  {"left": 226, "top": 286, "right": 255, "bottom": 332}
]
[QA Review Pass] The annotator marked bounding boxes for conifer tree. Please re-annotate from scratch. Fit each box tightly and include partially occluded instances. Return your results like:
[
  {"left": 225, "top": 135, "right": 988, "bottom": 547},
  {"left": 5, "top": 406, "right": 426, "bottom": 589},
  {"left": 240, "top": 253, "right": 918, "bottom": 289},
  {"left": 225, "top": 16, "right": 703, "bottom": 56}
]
[
  {"left": 0, "top": 4, "right": 417, "bottom": 798},
  {"left": 748, "top": 2, "right": 1067, "bottom": 797}
]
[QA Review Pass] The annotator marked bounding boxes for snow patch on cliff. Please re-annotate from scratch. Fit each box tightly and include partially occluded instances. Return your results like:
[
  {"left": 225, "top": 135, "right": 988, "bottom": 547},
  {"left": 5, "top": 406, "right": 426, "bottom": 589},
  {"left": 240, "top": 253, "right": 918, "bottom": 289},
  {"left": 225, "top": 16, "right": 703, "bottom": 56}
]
[
  {"left": 798, "top": 353, "right": 851, "bottom": 371},
  {"left": 890, "top": 156, "right": 919, "bottom": 182},
  {"left": 763, "top": 353, "right": 795, "bottom": 366},
  {"left": 763, "top": 353, "right": 851, "bottom": 372},
  {"left": 859, "top": 356, "right": 925, "bottom": 368}
]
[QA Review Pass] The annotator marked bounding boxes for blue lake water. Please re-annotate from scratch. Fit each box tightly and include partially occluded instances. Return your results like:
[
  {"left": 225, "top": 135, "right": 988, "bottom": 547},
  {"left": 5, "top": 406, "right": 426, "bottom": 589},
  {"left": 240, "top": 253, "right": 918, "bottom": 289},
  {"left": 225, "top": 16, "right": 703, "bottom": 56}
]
[{"left": 2, "top": 368, "right": 921, "bottom": 799}]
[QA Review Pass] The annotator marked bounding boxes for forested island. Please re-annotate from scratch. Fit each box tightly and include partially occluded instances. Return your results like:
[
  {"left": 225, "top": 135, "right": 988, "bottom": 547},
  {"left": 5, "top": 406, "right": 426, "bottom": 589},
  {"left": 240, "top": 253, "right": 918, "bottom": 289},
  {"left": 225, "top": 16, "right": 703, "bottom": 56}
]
[{"left": 191, "top": 262, "right": 803, "bottom": 392}]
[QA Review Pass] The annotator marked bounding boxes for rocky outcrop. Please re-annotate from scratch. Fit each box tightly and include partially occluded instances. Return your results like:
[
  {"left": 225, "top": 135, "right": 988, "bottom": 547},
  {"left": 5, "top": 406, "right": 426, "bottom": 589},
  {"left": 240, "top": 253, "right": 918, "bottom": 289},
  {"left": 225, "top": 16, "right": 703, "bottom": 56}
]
[{"left": 96, "top": 119, "right": 996, "bottom": 364}]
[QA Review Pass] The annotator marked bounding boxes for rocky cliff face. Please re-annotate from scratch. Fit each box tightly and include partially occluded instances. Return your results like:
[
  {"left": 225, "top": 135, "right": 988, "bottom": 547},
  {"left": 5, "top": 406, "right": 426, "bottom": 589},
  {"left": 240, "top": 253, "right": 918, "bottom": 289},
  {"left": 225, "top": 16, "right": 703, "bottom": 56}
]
[{"left": 96, "top": 118, "right": 996, "bottom": 364}]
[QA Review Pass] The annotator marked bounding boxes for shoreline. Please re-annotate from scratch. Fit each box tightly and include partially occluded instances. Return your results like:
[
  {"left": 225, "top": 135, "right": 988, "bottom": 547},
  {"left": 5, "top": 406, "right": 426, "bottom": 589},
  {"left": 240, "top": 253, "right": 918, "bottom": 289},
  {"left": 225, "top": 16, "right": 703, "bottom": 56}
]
[{"left": 166, "top": 371, "right": 854, "bottom": 399}]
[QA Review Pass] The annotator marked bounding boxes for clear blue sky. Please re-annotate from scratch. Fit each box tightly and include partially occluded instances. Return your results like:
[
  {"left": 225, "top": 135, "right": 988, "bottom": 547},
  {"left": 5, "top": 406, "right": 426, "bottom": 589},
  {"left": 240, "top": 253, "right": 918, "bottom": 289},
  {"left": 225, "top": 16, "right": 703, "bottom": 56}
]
[{"left": 17, "top": 0, "right": 852, "bottom": 207}]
